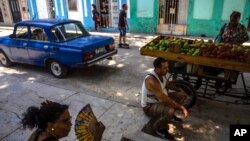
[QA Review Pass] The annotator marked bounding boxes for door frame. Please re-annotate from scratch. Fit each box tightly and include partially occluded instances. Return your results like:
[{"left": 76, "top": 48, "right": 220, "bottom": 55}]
[
  {"left": 157, "top": 0, "right": 189, "bottom": 35},
  {"left": 9, "top": 0, "right": 22, "bottom": 23}
]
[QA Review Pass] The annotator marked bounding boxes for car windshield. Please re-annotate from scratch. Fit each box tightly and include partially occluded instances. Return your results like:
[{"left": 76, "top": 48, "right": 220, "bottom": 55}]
[{"left": 51, "top": 22, "right": 90, "bottom": 42}]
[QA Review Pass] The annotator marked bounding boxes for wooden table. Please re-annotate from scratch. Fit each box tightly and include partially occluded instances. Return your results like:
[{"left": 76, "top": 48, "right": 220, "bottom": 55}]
[{"left": 141, "top": 47, "right": 250, "bottom": 73}]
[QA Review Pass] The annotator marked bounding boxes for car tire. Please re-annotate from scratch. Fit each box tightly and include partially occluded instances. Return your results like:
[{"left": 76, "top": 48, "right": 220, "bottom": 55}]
[
  {"left": 48, "top": 60, "right": 68, "bottom": 78},
  {"left": 0, "top": 51, "right": 12, "bottom": 67}
]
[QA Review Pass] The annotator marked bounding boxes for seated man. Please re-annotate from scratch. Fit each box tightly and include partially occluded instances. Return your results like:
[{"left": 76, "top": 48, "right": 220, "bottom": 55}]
[
  {"left": 141, "top": 57, "right": 189, "bottom": 140},
  {"left": 32, "top": 29, "right": 45, "bottom": 41}
]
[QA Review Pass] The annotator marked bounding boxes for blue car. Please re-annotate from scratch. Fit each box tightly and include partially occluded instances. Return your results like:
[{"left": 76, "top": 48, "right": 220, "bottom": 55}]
[{"left": 0, "top": 19, "right": 117, "bottom": 78}]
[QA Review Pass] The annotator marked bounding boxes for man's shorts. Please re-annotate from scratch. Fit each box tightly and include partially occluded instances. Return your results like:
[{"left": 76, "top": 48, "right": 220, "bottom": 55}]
[
  {"left": 143, "top": 92, "right": 186, "bottom": 118},
  {"left": 102, "top": 13, "right": 108, "bottom": 18},
  {"left": 119, "top": 27, "right": 127, "bottom": 36}
]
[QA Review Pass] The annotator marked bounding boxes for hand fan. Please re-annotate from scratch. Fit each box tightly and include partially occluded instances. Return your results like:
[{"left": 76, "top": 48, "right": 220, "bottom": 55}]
[{"left": 75, "top": 104, "right": 97, "bottom": 141}]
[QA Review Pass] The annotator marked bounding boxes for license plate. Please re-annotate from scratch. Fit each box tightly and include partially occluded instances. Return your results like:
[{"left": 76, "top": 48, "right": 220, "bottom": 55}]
[{"left": 95, "top": 47, "right": 106, "bottom": 54}]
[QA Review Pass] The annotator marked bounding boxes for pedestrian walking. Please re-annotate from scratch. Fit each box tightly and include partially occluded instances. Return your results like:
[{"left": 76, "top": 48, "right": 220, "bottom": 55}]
[{"left": 118, "top": 4, "right": 129, "bottom": 49}]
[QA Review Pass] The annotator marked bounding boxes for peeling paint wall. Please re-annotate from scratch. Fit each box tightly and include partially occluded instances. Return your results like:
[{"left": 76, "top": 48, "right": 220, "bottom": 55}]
[
  {"left": 187, "top": 0, "right": 250, "bottom": 37},
  {"left": 0, "top": 0, "right": 13, "bottom": 25},
  {"left": 130, "top": 0, "right": 158, "bottom": 34},
  {"left": 19, "top": 0, "right": 30, "bottom": 20}
]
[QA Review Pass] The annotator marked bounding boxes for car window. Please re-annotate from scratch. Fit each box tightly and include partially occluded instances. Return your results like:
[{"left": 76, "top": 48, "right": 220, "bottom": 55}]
[
  {"left": 51, "top": 22, "right": 90, "bottom": 42},
  {"left": 16, "top": 26, "right": 28, "bottom": 40},
  {"left": 30, "top": 27, "right": 48, "bottom": 41}
]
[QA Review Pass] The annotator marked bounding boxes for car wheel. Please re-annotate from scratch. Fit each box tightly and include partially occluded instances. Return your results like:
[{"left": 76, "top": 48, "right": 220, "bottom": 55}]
[
  {"left": 0, "top": 51, "right": 12, "bottom": 67},
  {"left": 49, "top": 60, "right": 68, "bottom": 78}
]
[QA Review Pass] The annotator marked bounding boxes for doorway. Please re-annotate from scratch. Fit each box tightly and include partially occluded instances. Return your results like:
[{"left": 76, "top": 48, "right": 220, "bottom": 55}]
[
  {"left": 157, "top": 0, "right": 188, "bottom": 35},
  {"left": 96, "top": 0, "right": 119, "bottom": 28},
  {"left": 9, "top": 0, "right": 22, "bottom": 23},
  {"left": 159, "top": 0, "right": 179, "bottom": 24}
]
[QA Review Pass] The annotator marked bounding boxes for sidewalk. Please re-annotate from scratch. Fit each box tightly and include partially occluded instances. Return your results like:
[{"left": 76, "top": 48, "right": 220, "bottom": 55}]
[
  {"left": 0, "top": 73, "right": 148, "bottom": 141},
  {"left": 2, "top": 71, "right": 249, "bottom": 141}
]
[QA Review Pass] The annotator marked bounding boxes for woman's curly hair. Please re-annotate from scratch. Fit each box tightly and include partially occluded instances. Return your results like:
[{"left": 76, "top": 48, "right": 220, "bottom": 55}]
[{"left": 21, "top": 100, "right": 68, "bottom": 130}]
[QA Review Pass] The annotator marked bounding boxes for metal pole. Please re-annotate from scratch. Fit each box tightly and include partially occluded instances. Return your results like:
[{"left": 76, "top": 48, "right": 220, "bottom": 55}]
[{"left": 241, "top": 73, "right": 249, "bottom": 98}]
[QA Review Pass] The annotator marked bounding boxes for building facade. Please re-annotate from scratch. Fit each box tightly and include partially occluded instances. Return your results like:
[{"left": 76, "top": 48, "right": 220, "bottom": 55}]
[
  {"left": 27, "top": 0, "right": 130, "bottom": 31},
  {"left": 25, "top": 0, "right": 250, "bottom": 37},
  {"left": 130, "top": 0, "right": 189, "bottom": 35},
  {"left": 0, "top": 0, "right": 29, "bottom": 25},
  {"left": 130, "top": 0, "right": 250, "bottom": 37},
  {"left": 187, "top": 0, "right": 250, "bottom": 37}
]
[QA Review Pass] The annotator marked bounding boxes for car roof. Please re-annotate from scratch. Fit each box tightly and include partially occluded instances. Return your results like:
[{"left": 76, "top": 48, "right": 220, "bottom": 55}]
[{"left": 15, "top": 19, "right": 81, "bottom": 27}]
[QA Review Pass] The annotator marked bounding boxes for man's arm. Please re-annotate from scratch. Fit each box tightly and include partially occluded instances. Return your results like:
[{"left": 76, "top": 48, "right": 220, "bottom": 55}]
[
  {"left": 122, "top": 12, "right": 129, "bottom": 29},
  {"left": 146, "top": 77, "right": 182, "bottom": 110},
  {"left": 145, "top": 76, "right": 188, "bottom": 117},
  {"left": 123, "top": 17, "right": 128, "bottom": 28}
]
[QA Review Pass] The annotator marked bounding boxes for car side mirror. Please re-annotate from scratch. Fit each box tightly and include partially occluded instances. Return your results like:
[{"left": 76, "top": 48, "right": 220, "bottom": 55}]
[{"left": 9, "top": 34, "right": 16, "bottom": 38}]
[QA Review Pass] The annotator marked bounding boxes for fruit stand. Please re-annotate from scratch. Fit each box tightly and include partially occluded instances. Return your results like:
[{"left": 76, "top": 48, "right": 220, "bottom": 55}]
[{"left": 140, "top": 36, "right": 250, "bottom": 103}]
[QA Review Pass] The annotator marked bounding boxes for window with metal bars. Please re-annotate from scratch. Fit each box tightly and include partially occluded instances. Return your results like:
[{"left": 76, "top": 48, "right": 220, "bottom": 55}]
[{"left": 159, "top": 0, "right": 179, "bottom": 24}]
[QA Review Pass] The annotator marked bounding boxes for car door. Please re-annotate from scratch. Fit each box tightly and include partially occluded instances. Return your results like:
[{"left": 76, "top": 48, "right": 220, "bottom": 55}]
[
  {"left": 10, "top": 25, "right": 30, "bottom": 64},
  {"left": 27, "top": 26, "right": 50, "bottom": 66}
]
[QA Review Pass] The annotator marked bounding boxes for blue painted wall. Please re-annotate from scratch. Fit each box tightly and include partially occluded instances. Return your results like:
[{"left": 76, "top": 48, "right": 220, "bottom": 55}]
[
  {"left": 53, "top": 0, "right": 68, "bottom": 19},
  {"left": 130, "top": 0, "right": 158, "bottom": 34},
  {"left": 27, "top": 0, "right": 131, "bottom": 32},
  {"left": 28, "top": 0, "right": 68, "bottom": 19},
  {"left": 83, "top": 0, "right": 93, "bottom": 28},
  {"left": 27, "top": 0, "right": 38, "bottom": 19}
]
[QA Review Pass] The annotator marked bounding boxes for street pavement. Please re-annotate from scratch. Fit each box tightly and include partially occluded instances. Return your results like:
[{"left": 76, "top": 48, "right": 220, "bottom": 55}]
[{"left": 0, "top": 28, "right": 250, "bottom": 141}]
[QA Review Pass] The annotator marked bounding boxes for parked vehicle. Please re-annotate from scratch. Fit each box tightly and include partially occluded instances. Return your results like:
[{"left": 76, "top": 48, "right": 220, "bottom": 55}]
[{"left": 0, "top": 19, "right": 117, "bottom": 78}]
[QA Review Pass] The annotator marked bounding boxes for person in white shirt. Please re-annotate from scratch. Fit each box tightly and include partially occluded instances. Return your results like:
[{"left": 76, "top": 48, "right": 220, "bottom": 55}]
[{"left": 141, "top": 57, "right": 189, "bottom": 140}]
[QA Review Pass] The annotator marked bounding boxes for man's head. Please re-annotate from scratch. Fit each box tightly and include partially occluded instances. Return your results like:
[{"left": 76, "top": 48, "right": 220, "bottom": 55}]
[
  {"left": 92, "top": 4, "right": 96, "bottom": 9},
  {"left": 153, "top": 57, "right": 169, "bottom": 76},
  {"left": 122, "top": 4, "right": 128, "bottom": 11},
  {"left": 229, "top": 11, "right": 241, "bottom": 26},
  {"left": 33, "top": 29, "right": 43, "bottom": 40}
]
